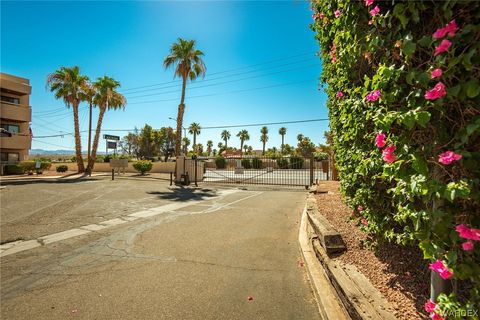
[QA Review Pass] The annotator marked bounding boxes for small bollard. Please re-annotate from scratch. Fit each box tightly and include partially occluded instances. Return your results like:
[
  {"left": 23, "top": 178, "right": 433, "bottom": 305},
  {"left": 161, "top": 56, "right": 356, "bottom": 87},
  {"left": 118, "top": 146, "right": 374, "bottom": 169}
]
[
  {"left": 170, "top": 172, "right": 173, "bottom": 186},
  {"left": 111, "top": 169, "right": 114, "bottom": 181}
]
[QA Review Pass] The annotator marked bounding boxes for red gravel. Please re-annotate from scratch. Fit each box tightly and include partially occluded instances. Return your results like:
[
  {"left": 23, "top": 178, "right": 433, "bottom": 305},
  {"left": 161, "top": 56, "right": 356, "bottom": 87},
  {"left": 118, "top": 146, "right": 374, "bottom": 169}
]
[{"left": 315, "top": 181, "right": 429, "bottom": 320}]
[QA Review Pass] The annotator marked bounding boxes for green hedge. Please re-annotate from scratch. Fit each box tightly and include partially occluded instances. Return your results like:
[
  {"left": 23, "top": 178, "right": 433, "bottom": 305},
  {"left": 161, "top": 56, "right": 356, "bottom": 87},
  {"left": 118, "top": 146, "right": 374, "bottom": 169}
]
[
  {"left": 241, "top": 159, "right": 251, "bottom": 169},
  {"left": 252, "top": 157, "right": 263, "bottom": 169},
  {"left": 56, "top": 165, "right": 68, "bottom": 173},
  {"left": 311, "top": 0, "right": 479, "bottom": 315},
  {"left": 289, "top": 156, "right": 304, "bottom": 169},
  {"left": 4, "top": 164, "right": 24, "bottom": 175},
  {"left": 215, "top": 156, "right": 226, "bottom": 169},
  {"left": 276, "top": 158, "right": 288, "bottom": 169}
]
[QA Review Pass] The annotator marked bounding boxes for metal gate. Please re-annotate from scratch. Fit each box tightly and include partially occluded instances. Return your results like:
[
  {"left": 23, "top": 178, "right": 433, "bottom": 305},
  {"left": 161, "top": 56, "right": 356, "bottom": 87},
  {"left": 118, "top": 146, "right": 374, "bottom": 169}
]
[{"left": 184, "top": 154, "right": 332, "bottom": 188}]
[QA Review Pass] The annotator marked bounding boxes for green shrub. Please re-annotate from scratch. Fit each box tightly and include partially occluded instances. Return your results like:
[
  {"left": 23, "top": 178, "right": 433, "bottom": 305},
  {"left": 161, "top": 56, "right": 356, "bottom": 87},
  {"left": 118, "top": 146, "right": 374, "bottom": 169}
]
[
  {"left": 56, "top": 165, "right": 68, "bottom": 173},
  {"left": 289, "top": 156, "right": 304, "bottom": 169},
  {"left": 4, "top": 164, "right": 24, "bottom": 175},
  {"left": 312, "top": 0, "right": 479, "bottom": 313},
  {"left": 276, "top": 158, "right": 288, "bottom": 169},
  {"left": 95, "top": 155, "right": 105, "bottom": 163},
  {"left": 241, "top": 159, "right": 251, "bottom": 169},
  {"left": 19, "top": 161, "right": 36, "bottom": 173},
  {"left": 70, "top": 156, "right": 76, "bottom": 163},
  {"left": 215, "top": 156, "right": 226, "bottom": 169},
  {"left": 252, "top": 157, "right": 263, "bottom": 169},
  {"left": 133, "top": 160, "right": 153, "bottom": 175}
]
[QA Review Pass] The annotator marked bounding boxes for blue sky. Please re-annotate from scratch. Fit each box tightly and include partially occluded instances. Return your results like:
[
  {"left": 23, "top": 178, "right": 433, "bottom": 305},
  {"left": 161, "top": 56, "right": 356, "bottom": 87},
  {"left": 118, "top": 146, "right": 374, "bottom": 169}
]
[{"left": 1, "top": 1, "right": 328, "bottom": 152}]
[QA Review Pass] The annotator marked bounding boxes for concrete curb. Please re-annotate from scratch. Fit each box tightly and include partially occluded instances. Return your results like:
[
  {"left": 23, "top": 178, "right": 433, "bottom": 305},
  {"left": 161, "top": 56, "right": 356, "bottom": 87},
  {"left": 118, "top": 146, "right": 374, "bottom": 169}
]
[
  {"left": 302, "top": 194, "right": 397, "bottom": 320},
  {"left": 299, "top": 203, "right": 350, "bottom": 320}
]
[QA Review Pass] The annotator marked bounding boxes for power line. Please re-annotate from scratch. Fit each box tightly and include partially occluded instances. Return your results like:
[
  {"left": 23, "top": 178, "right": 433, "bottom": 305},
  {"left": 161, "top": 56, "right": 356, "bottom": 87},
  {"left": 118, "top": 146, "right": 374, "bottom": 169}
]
[
  {"left": 128, "top": 78, "right": 315, "bottom": 105},
  {"left": 126, "top": 63, "right": 318, "bottom": 100},
  {"left": 32, "top": 139, "right": 72, "bottom": 149},
  {"left": 32, "top": 118, "right": 328, "bottom": 138},
  {"left": 120, "top": 51, "right": 315, "bottom": 92},
  {"left": 123, "top": 56, "right": 317, "bottom": 96}
]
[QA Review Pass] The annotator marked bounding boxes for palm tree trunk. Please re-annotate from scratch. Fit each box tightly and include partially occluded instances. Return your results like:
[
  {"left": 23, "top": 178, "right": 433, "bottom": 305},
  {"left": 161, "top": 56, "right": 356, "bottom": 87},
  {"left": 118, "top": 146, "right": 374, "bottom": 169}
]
[
  {"left": 224, "top": 139, "right": 227, "bottom": 149},
  {"left": 73, "top": 102, "right": 85, "bottom": 173},
  {"left": 193, "top": 133, "right": 197, "bottom": 155},
  {"left": 175, "top": 77, "right": 187, "bottom": 156},
  {"left": 240, "top": 140, "right": 244, "bottom": 157},
  {"left": 262, "top": 142, "right": 265, "bottom": 155},
  {"left": 87, "top": 106, "right": 106, "bottom": 172},
  {"left": 281, "top": 135, "right": 285, "bottom": 154}
]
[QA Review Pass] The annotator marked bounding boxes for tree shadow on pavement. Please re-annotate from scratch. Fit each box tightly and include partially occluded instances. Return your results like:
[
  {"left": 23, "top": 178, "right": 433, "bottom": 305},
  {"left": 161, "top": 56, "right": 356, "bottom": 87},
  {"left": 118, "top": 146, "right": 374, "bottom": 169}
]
[{"left": 147, "top": 187, "right": 217, "bottom": 201}]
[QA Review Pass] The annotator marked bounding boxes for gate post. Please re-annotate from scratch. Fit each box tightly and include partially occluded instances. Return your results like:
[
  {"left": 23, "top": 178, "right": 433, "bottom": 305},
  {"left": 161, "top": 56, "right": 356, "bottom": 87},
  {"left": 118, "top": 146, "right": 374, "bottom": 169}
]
[
  {"left": 194, "top": 156, "right": 198, "bottom": 187},
  {"left": 309, "top": 153, "right": 314, "bottom": 186},
  {"left": 176, "top": 156, "right": 185, "bottom": 183}
]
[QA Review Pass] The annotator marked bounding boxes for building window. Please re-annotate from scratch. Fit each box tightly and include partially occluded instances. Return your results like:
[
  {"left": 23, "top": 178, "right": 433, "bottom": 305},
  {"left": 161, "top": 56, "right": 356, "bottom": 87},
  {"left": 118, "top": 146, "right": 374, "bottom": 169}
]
[
  {"left": 1, "top": 152, "right": 19, "bottom": 162},
  {"left": 1, "top": 95, "right": 20, "bottom": 104},
  {"left": 0, "top": 124, "right": 20, "bottom": 134}
]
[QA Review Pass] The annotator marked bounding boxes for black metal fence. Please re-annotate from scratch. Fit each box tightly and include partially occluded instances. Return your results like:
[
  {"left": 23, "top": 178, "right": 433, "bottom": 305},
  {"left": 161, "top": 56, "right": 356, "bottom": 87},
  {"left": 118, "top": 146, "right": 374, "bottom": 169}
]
[{"left": 183, "top": 154, "right": 332, "bottom": 188}]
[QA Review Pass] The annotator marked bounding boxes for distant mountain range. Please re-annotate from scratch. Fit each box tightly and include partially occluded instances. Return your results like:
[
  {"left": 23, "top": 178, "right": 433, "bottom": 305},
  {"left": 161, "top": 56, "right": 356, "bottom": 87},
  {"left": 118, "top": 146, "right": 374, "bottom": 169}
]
[{"left": 30, "top": 149, "right": 107, "bottom": 155}]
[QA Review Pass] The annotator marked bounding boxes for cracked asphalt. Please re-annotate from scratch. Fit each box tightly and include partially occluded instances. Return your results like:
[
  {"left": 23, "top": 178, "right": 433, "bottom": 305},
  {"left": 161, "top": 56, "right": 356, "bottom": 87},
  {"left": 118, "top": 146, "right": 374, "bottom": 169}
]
[{"left": 0, "top": 176, "right": 320, "bottom": 319}]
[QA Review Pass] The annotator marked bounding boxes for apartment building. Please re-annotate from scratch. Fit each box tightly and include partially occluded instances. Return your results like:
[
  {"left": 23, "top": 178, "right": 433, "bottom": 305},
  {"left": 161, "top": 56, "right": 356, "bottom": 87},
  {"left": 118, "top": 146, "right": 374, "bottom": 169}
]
[{"left": 0, "top": 73, "right": 32, "bottom": 173}]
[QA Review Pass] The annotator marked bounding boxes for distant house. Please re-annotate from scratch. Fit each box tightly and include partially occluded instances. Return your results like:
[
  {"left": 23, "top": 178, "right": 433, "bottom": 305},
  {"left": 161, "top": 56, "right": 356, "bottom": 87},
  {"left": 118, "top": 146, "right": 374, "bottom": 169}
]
[{"left": 221, "top": 149, "right": 242, "bottom": 158}]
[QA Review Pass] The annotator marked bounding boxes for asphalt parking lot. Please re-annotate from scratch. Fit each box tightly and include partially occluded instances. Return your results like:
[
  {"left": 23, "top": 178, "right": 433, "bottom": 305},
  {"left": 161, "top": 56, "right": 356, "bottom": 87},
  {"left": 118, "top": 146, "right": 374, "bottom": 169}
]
[{"left": 0, "top": 176, "right": 320, "bottom": 319}]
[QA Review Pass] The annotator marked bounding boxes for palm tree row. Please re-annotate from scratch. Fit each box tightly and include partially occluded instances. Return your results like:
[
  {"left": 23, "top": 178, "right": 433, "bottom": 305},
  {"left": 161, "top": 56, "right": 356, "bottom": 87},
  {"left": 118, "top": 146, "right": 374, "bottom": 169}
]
[
  {"left": 46, "top": 66, "right": 126, "bottom": 173},
  {"left": 182, "top": 125, "right": 290, "bottom": 157}
]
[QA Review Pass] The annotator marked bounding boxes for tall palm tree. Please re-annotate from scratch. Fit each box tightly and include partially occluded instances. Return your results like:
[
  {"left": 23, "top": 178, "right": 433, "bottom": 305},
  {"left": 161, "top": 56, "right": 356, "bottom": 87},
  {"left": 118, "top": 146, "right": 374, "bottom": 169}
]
[
  {"left": 236, "top": 129, "right": 250, "bottom": 157},
  {"left": 260, "top": 126, "right": 269, "bottom": 155},
  {"left": 297, "top": 133, "right": 304, "bottom": 142},
  {"left": 206, "top": 140, "right": 213, "bottom": 156},
  {"left": 188, "top": 122, "right": 201, "bottom": 154},
  {"left": 221, "top": 130, "right": 231, "bottom": 149},
  {"left": 87, "top": 76, "right": 126, "bottom": 172},
  {"left": 46, "top": 66, "right": 89, "bottom": 173},
  {"left": 279, "top": 127, "right": 287, "bottom": 154},
  {"left": 164, "top": 38, "right": 206, "bottom": 157},
  {"left": 81, "top": 82, "right": 96, "bottom": 174},
  {"left": 182, "top": 137, "right": 190, "bottom": 154}
]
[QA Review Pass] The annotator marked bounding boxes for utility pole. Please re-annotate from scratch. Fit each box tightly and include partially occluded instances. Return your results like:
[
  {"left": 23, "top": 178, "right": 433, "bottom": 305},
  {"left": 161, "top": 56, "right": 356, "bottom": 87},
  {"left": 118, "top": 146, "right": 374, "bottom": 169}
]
[{"left": 87, "top": 99, "right": 93, "bottom": 177}]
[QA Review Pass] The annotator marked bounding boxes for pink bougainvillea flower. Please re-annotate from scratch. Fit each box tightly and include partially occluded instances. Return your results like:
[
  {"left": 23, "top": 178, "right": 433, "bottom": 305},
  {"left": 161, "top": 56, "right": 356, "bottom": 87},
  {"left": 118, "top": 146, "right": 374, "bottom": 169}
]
[
  {"left": 332, "top": 56, "right": 337, "bottom": 63},
  {"left": 433, "top": 20, "right": 458, "bottom": 39},
  {"left": 368, "top": 20, "right": 374, "bottom": 25},
  {"left": 336, "top": 91, "right": 344, "bottom": 98},
  {"left": 434, "top": 39, "right": 452, "bottom": 56},
  {"left": 365, "top": 0, "right": 374, "bottom": 6},
  {"left": 431, "top": 68, "right": 442, "bottom": 79},
  {"left": 455, "top": 224, "right": 480, "bottom": 241},
  {"left": 431, "top": 313, "right": 445, "bottom": 320},
  {"left": 424, "top": 300, "right": 437, "bottom": 313},
  {"left": 369, "top": 6, "right": 380, "bottom": 17},
  {"left": 429, "top": 259, "right": 453, "bottom": 280},
  {"left": 375, "top": 132, "right": 386, "bottom": 148},
  {"left": 357, "top": 205, "right": 364, "bottom": 212},
  {"left": 334, "top": 9, "right": 341, "bottom": 18},
  {"left": 365, "top": 90, "right": 381, "bottom": 102},
  {"left": 319, "top": 12, "right": 325, "bottom": 19},
  {"left": 425, "top": 82, "right": 446, "bottom": 100},
  {"left": 382, "top": 144, "right": 397, "bottom": 163},
  {"left": 361, "top": 218, "right": 368, "bottom": 226},
  {"left": 462, "top": 241, "right": 474, "bottom": 251},
  {"left": 438, "top": 151, "right": 462, "bottom": 165}
]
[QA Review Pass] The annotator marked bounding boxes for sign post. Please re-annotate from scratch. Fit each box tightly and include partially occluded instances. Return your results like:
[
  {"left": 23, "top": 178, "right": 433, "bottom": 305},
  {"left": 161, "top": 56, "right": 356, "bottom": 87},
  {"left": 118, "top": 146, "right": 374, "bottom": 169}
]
[{"left": 104, "top": 134, "right": 120, "bottom": 156}]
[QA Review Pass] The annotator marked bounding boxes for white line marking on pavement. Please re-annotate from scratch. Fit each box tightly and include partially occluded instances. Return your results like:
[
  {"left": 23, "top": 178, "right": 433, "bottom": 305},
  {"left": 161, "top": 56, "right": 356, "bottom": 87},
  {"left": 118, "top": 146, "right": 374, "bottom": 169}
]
[
  {"left": 1, "top": 240, "right": 41, "bottom": 256},
  {"left": 100, "top": 218, "right": 128, "bottom": 226},
  {"left": 204, "top": 191, "right": 263, "bottom": 213},
  {"left": 38, "top": 229, "right": 91, "bottom": 245},
  {"left": 0, "top": 188, "right": 243, "bottom": 257},
  {"left": 80, "top": 224, "right": 108, "bottom": 231}
]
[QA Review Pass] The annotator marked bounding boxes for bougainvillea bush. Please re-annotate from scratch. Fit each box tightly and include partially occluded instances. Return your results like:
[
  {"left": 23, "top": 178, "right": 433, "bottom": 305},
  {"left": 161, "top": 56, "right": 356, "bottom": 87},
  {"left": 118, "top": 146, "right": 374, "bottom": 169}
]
[{"left": 311, "top": 0, "right": 479, "bottom": 318}]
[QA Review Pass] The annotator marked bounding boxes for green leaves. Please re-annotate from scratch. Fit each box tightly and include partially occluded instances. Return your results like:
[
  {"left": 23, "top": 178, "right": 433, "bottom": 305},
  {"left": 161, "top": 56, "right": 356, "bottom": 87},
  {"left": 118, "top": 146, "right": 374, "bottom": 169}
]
[
  {"left": 443, "top": 180, "right": 470, "bottom": 202},
  {"left": 465, "top": 79, "right": 480, "bottom": 98},
  {"left": 398, "top": 109, "right": 431, "bottom": 129}
]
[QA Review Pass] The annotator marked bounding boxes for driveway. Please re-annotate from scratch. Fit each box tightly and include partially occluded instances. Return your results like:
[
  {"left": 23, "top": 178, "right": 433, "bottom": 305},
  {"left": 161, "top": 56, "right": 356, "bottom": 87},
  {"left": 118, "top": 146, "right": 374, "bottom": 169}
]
[{"left": 0, "top": 178, "right": 320, "bottom": 319}]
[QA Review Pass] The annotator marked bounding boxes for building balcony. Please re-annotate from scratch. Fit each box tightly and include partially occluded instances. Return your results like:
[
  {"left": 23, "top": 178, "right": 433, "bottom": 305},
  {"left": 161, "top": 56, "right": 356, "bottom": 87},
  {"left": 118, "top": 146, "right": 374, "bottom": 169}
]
[
  {"left": 0, "top": 134, "right": 31, "bottom": 150},
  {"left": 0, "top": 101, "right": 31, "bottom": 122}
]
